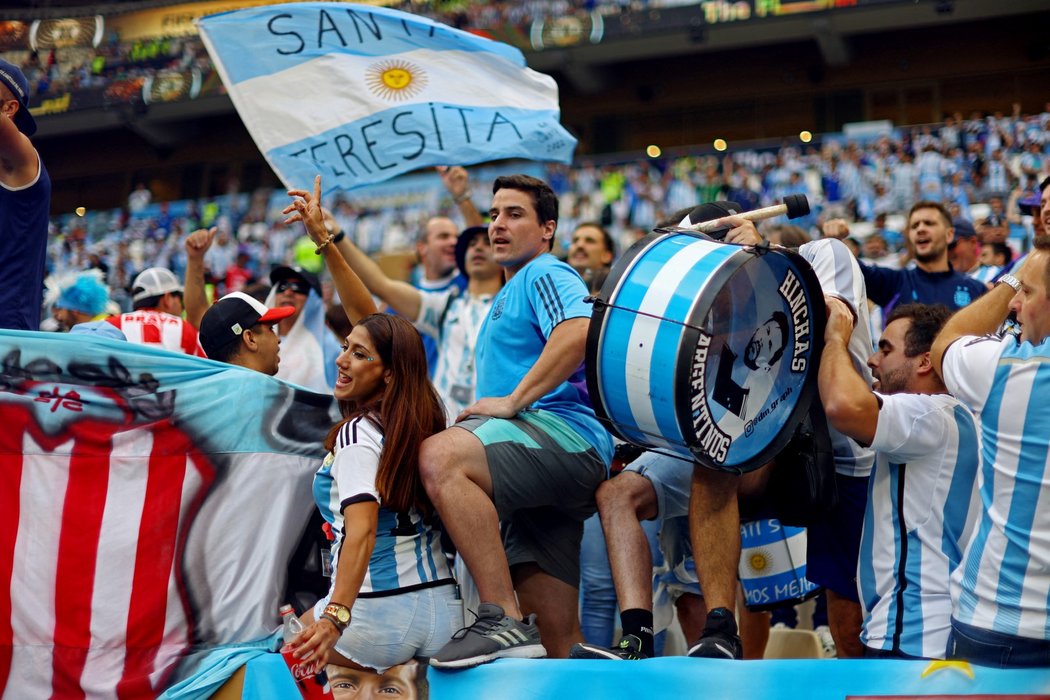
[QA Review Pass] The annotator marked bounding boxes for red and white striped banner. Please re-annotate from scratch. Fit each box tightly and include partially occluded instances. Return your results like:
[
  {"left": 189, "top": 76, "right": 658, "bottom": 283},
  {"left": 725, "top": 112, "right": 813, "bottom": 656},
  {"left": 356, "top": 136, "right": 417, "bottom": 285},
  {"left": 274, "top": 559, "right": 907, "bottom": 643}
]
[{"left": 0, "top": 331, "right": 335, "bottom": 698}]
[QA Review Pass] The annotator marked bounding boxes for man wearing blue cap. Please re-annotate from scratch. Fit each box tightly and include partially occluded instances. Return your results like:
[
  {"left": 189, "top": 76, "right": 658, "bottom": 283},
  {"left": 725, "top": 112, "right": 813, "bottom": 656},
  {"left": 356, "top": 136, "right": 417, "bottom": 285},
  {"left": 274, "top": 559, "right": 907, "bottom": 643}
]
[{"left": 0, "top": 58, "right": 49, "bottom": 331}]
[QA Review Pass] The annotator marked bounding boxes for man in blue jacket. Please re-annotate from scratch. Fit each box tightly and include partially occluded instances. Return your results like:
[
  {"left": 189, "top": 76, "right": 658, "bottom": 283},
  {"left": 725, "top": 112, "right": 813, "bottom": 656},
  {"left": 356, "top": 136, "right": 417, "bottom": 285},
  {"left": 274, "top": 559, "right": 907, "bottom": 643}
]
[{"left": 824, "top": 201, "right": 985, "bottom": 318}]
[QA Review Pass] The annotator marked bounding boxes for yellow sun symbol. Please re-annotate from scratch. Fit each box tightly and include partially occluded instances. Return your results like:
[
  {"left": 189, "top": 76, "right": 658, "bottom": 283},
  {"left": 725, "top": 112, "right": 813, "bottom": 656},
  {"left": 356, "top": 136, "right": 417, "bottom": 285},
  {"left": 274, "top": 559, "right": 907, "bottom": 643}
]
[
  {"left": 747, "top": 549, "right": 771, "bottom": 574},
  {"left": 365, "top": 60, "right": 427, "bottom": 101}
]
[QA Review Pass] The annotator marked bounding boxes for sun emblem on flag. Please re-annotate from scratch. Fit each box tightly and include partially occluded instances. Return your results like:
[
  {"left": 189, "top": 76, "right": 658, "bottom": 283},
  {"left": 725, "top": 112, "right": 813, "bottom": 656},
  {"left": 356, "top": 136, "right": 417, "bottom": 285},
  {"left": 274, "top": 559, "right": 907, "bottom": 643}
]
[
  {"left": 747, "top": 549, "right": 770, "bottom": 574},
  {"left": 365, "top": 60, "right": 427, "bottom": 101}
]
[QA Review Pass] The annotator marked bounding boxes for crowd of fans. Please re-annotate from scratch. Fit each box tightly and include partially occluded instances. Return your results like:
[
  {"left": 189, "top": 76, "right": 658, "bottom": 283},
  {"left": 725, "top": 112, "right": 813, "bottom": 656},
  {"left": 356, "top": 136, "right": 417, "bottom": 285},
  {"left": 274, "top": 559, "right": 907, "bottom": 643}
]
[
  {"left": 44, "top": 107, "right": 1050, "bottom": 317},
  {"left": 4, "top": 24, "right": 1050, "bottom": 688}
]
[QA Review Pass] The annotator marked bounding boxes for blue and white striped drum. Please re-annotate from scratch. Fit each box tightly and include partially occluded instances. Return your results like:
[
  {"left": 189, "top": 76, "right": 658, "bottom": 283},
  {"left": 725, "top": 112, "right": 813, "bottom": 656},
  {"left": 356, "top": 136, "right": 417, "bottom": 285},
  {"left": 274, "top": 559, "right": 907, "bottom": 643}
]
[{"left": 585, "top": 231, "right": 823, "bottom": 473}]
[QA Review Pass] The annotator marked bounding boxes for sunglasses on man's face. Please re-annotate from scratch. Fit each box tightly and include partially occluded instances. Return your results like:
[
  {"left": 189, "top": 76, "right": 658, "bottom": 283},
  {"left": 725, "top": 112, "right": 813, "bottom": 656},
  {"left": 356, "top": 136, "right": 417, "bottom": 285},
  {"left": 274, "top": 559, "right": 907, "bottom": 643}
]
[{"left": 276, "top": 280, "right": 309, "bottom": 295}]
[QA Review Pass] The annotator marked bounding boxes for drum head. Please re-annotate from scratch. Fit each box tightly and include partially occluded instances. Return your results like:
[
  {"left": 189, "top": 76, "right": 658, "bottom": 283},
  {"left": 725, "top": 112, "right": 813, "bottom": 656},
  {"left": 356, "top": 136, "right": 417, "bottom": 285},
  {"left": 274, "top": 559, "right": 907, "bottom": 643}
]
[
  {"left": 675, "top": 244, "right": 824, "bottom": 472},
  {"left": 587, "top": 231, "right": 824, "bottom": 473}
]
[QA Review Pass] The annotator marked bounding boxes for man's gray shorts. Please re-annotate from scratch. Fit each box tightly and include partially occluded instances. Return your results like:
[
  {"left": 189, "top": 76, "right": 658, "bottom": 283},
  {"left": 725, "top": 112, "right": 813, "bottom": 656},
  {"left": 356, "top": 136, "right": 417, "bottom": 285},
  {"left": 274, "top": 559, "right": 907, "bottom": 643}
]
[{"left": 456, "top": 410, "right": 607, "bottom": 587}]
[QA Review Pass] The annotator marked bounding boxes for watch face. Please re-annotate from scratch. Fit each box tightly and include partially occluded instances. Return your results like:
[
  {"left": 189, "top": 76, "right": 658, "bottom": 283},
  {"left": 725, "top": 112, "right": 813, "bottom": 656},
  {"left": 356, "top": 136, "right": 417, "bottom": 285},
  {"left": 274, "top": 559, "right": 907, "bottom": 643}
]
[{"left": 327, "top": 604, "right": 350, "bottom": 624}]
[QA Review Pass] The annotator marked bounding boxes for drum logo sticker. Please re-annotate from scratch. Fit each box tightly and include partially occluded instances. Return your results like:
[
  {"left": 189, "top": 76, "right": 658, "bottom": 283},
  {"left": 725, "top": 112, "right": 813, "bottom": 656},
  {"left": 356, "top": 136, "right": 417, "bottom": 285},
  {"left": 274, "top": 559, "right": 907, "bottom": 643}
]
[{"left": 689, "top": 330, "right": 732, "bottom": 464}]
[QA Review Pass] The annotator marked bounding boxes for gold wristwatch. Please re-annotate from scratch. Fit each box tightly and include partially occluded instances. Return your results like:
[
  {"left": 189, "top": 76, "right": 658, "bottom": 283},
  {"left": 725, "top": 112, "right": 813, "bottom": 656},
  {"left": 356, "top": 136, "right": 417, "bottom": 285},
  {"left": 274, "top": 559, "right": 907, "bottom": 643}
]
[{"left": 322, "top": 602, "right": 351, "bottom": 631}]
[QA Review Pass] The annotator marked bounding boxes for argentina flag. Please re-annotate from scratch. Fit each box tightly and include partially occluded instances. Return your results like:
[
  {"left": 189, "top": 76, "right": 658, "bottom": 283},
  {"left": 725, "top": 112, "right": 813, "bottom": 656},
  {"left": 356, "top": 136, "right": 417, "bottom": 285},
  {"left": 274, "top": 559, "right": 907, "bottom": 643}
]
[{"left": 197, "top": 3, "right": 577, "bottom": 193}]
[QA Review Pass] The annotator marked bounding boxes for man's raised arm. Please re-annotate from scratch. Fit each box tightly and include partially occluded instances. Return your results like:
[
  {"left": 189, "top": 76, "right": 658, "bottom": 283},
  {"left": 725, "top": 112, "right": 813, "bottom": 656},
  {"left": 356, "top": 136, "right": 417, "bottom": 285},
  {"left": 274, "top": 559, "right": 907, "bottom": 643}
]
[
  {"left": 819, "top": 296, "right": 879, "bottom": 446},
  {"left": 0, "top": 96, "right": 38, "bottom": 188},
  {"left": 931, "top": 281, "right": 1015, "bottom": 379},
  {"left": 183, "top": 227, "right": 216, "bottom": 329}
]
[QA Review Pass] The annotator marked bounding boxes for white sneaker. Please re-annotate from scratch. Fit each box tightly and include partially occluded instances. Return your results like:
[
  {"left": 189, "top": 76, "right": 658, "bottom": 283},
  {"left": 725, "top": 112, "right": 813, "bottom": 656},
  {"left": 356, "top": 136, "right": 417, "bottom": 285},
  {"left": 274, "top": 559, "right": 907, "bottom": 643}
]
[{"left": 814, "top": 625, "right": 837, "bottom": 658}]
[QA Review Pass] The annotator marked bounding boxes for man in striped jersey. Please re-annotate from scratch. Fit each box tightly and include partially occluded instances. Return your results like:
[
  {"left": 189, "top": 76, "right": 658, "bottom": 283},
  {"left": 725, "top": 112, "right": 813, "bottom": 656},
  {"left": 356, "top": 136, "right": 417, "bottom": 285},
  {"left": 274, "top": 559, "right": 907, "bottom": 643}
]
[
  {"left": 106, "top": 267, "right": 205, "bottom": 356},
  {"left": 931, "top": 238, "right": 1050, "bottom": 667},
  {"left": 820, "top": 301, "right": 979, "bottom": 659},
  {"left": 422, "top": 174, "right": 612, "bottom": 667}
]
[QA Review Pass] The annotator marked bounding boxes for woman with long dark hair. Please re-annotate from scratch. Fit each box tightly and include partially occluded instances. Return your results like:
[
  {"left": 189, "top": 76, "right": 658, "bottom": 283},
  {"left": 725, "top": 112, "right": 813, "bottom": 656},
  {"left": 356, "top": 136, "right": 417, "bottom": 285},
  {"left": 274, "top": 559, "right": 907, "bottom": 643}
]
[{"left": 284, "top": 178, "right": 459, "bottom": 673}]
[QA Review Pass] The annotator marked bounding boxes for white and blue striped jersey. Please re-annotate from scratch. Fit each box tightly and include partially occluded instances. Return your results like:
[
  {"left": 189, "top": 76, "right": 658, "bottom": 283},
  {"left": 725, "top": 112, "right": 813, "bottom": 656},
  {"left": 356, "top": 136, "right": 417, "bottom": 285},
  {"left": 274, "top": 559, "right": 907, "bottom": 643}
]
[
  {"left": 798, "top": 239, "right": 876, "bottom": 477},
  {"left": 415, "top": 287, "right": 495, "bottom": 424},
  {"left": 313, "top": 416, "right": 453, "bottom": 597},
  {"left": 969, "top": 265, "right": 1001, "bottom": 286},
  {"left": 859, "top": 392, "right": 980, "bottom": 658},
  {"left": 943, "top": 333, "right": 1050, "bottom": 641}
]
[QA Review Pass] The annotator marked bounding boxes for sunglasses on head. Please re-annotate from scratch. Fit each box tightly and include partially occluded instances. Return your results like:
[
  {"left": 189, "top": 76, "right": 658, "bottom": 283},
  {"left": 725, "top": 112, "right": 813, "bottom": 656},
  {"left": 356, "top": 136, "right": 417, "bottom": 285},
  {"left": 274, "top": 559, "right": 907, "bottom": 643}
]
[{"left": 276, "top": 280, "right": 309, "bottom": 295}]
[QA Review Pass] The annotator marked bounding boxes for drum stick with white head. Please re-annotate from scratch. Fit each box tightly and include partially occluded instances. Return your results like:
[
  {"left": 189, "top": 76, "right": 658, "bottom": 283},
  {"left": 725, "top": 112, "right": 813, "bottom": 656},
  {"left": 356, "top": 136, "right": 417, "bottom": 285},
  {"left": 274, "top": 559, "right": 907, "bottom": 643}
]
[{"left": 684, "top": 194, "right": 811, "bottom": 234}]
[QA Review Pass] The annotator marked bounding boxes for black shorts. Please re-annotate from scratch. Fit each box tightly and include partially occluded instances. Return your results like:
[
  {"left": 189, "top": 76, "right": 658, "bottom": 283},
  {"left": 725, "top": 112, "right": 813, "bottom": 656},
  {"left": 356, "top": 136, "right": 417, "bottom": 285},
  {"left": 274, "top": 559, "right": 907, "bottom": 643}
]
[{"left": 805, "top": 472, "right": 869, "bottom": 601}]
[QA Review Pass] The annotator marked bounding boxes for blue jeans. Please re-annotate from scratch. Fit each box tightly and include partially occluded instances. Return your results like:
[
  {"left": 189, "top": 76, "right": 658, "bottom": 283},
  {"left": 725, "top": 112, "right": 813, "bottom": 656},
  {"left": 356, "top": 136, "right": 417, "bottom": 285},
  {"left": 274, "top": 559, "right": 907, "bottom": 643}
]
[{"left": 948, "top": 618, "right": 1050, "bottom": 668}]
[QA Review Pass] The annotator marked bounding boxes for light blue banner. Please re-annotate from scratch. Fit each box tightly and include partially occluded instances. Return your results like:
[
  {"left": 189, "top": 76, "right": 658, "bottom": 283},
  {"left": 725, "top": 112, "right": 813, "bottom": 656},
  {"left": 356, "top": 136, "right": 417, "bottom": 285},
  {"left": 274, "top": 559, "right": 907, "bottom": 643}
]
[
  {"left": 428, "top": 658, "right": 1050, "bottom": 699},
  {"left": 267, "top": 103, "right": 575, "bottom": 194},
  {"left": 198, "top": 3, "right": 577, "bottom": 193}
]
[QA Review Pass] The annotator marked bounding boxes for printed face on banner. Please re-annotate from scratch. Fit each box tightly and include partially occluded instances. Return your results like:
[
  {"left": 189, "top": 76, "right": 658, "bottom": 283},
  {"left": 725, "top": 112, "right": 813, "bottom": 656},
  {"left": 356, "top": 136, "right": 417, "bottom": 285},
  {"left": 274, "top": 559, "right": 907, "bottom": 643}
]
[{"left": 328, "top": 661, "right": 422, "bottom": 699}]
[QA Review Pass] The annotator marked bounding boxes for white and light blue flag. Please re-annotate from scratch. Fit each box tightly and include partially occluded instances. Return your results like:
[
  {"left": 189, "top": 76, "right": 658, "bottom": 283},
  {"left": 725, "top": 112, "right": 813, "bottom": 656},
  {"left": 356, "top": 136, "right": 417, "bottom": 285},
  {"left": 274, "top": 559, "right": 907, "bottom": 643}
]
[{"left": 197, "top": 3, "right": 577, "bottom": 193}]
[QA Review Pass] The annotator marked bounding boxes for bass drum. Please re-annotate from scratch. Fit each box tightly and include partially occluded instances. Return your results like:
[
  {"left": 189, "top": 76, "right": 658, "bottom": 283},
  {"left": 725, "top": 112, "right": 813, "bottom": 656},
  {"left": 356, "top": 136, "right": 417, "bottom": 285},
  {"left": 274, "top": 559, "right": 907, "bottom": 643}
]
[{"left": 585, "top": 231, "right": 824, "bottom": 473}]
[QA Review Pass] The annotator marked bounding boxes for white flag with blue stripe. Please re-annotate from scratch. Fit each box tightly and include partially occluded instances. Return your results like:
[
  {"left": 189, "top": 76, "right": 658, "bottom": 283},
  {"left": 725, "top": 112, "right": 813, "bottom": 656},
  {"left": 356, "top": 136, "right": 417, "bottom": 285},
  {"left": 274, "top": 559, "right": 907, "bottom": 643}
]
[{"left": 197, "top": 3, "right": 577, "bottom": 193}]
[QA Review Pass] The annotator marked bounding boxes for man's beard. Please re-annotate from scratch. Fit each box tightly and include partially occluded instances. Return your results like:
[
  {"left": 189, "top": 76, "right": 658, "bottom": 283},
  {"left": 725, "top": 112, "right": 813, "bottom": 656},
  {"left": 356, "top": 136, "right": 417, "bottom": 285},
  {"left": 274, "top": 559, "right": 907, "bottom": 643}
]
[
  {"left": 875, "top": 366, "right": 910, "bottom": 394},
  {"left": 913, "top": 246, "right": 942, "bottom": 264}
]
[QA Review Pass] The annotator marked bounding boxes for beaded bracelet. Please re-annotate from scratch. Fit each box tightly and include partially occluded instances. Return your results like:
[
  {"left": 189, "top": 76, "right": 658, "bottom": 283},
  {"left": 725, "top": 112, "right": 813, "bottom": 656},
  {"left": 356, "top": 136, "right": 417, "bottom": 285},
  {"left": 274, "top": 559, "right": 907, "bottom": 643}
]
[{"left": 314, "top": 233, "right": 335, "bottom": 254}]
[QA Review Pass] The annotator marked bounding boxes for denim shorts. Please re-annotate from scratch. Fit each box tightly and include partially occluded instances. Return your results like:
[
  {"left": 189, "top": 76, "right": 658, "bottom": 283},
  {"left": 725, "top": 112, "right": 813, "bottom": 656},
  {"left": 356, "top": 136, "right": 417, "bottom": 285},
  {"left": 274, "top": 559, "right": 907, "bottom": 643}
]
[
  {"left": 314, "top": 584, "right": 462, "bottom": 672},
  {"left": 624, "top": 451, "right": 693, "bottom": 521}
]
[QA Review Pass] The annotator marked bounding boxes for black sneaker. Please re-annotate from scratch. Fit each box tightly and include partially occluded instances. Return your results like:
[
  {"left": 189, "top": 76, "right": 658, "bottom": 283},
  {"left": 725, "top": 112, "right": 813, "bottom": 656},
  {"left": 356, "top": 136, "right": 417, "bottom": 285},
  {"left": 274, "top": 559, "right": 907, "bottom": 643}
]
[
  {"left": 686, "top": 630, "right": 743, "bottom": 659},
  {"left": 429, "top": 603, "right": 546, "bottom": 670},
  {"left": 687, "top": 607, "right": 743, "bottom": 659},
  {"left": 570, "top": 634, "right": 648, "bottom": 660}
]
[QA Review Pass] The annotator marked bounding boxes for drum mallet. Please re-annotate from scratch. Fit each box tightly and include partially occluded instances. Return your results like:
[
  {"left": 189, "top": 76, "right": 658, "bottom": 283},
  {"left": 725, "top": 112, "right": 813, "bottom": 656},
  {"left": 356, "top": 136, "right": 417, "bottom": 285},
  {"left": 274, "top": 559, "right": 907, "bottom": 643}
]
[{"left": 683, "top": 194, "right": 811, "bottom": 234}]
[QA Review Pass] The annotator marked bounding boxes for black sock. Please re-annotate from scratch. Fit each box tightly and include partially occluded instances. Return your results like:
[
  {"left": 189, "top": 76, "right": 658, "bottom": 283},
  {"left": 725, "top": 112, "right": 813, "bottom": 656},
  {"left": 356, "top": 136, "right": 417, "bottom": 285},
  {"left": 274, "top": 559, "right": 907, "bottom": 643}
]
[
  {"left": 704, "top": 607, "right": 739, "bottom": 636},
  {"left": 619, "top": 608, "right": 655, "bottom": 657}
]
